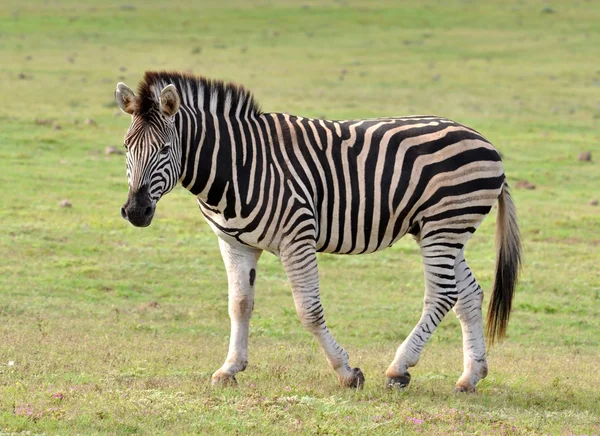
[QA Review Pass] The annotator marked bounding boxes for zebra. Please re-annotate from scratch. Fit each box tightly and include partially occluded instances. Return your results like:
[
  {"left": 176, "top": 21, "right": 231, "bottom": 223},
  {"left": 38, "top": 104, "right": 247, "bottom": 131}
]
[{"left": 115, "top": 71, "right": 521, "bottom": 392}]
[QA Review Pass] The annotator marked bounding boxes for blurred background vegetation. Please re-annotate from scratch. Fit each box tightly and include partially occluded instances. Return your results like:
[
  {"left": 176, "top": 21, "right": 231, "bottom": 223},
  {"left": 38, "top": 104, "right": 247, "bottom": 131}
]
[{"left": 0, "top": 0, "right": 599, "bottom": 434}]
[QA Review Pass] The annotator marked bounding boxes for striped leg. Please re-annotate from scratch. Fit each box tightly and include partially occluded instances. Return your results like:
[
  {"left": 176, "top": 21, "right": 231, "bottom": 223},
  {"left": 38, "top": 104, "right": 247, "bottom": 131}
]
[
  {"left": 280, "top": 242, "right": 364, "bottom": 388},
  {"left": 211, "top": 238, "right": 262, "bottom": 385},
  {"left": 453, "top": 251, "right": 488, "bottom": 392},
  {"left": 386, "top": 240, "right": 459, "bottom": 388}
]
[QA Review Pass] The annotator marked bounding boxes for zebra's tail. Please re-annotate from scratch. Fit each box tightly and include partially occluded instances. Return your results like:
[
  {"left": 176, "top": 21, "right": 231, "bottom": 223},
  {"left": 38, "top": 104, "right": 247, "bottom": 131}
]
[{"left": 486, "top": 182, "right": 522, "bottom": 345}]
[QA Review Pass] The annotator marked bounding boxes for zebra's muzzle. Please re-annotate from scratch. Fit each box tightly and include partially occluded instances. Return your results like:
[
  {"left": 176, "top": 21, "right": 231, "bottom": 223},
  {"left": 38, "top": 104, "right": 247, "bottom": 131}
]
[
  {"left": 121, "top": 186, "right": 155, "bottom": 227},
  {"left": 120, "top": 203, "right": 154, "bottom": 227}
]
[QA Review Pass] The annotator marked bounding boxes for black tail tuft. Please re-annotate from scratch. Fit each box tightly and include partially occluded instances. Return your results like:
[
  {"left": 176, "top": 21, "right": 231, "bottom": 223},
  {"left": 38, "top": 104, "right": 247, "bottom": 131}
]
[{"left": 486, "top": 183, "right": 522, "bottom": 345}]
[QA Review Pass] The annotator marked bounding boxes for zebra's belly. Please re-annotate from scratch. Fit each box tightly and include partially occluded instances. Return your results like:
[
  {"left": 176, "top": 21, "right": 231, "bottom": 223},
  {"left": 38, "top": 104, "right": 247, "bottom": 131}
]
[
  {"left": 202, "top": 212, "right": 402, "bottom": 257},
  {"left": 315, "top": 236, "right": 404, "bottom": 255},
  {"left": 199, "top": 196, "right": 402, "bottom": 256}
]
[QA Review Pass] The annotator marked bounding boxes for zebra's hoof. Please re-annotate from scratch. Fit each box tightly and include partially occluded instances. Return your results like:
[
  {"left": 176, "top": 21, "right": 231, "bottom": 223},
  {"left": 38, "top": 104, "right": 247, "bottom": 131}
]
[
  {"left": 386, "top": 372, "right": 411, "bottom": 389},
  {"left": 340, "top": 367, "right": 365, "bottom": 389},
  {"left": 211, "top": 371, "right": 238, "bottom": 387},
  {"left": 453, "top": 382, "right": 476, "bottom": 393}
]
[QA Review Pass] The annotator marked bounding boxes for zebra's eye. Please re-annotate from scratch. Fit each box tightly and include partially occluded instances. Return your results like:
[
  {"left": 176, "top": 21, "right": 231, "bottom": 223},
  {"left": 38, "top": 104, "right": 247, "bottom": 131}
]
[{"left": 160, "top": 145, "right": 170, "bottom": 155}]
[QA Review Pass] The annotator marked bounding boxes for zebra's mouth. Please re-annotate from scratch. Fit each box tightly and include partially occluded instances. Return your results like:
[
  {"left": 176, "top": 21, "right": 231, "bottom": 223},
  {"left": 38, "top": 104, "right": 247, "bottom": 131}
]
[{"left": 128, "top": 214, "right": 153, "bottom": 227}]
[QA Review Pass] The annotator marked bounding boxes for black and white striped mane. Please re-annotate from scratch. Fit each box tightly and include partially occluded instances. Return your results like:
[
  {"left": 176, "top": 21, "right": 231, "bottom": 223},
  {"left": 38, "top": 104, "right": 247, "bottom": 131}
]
[{"left": 134, "top": 71, "right": 262, "bottom": 119}]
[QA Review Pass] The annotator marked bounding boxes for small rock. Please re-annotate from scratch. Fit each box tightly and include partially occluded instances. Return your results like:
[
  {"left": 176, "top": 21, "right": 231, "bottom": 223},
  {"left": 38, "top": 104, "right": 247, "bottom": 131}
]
[
  {"left": 84, "top": 118, "right": 96, "bottom": 125},
  {"left": 105, "top": 146, "right": 124, "bottom": 156},
  {"left": 35, "top": 118, "right": 53, "bottom": 126},
  {"left": 578, "top": 151, "right": 592, "bottom": 161},
  {"left": 514, "top": 180, "right": 536, "bottom": 190},
  {"left": 67, "top": 56, "right": 74, "bottom": 64},
  {"left": 53, "top": 124, "right": 62, "bottom": 130},
  {"left": 24, "top": 55, "right": 32, "bottom": 61},
  {"left": 59, "top": 200, "right": 72, "bottom": 208},
  {"left": 119, "top": 66, "right": 127, "bottom": 72},
  {"left": 18, "top": 73, "right": 27, "bottom": 80},
  {"left": 541, "top": 6, "right": 556, "bottom": 14},
  {"left": 590, "top": 199, "right": 599, "bottom": 206}
]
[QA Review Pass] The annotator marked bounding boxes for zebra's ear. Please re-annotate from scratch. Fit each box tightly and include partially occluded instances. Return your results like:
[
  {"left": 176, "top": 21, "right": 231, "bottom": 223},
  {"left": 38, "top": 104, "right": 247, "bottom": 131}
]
[
  {"left": 159, "top": 84, "right": 180, "bottom": 117},
  {"left": 115, "top": 82, "right": 136, "bottom": 115}
]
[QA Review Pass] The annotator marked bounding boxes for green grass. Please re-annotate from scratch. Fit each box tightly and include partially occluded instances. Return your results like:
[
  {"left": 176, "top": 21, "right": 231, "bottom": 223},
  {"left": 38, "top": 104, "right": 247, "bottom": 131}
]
[{"left": 1, "top": 0, "right": 599, "bottom": 434}]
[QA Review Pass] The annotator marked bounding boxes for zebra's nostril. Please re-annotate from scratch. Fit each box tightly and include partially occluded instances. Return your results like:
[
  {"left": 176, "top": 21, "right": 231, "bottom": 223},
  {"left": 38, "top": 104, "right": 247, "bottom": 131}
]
[
  {"left": 144, "top": 206, "right": 153, "bottom": 217},
  {"left": 121, "top": 207, "right": 128, "bottom": 220}
]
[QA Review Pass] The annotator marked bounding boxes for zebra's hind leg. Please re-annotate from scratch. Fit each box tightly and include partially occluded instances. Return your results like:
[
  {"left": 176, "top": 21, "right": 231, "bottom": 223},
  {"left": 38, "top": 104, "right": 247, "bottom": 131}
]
[
  {"left": 211, "top": 238, "right": 262, "bottom": 386},
  {"left": 280, "top": 241, "right": 364, "bottom": 389},
  {"left": 386, "top": 239, "right": 461, "bottom": 389},
  {"left": 453, "top": 250, "right": 488, "bottom": 392}
]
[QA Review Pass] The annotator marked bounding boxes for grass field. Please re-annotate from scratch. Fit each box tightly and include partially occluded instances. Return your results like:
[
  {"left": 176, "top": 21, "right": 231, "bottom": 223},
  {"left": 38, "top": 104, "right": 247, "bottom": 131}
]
[{"left": 1, "top": 0, "right": 599, "bottom": 434}]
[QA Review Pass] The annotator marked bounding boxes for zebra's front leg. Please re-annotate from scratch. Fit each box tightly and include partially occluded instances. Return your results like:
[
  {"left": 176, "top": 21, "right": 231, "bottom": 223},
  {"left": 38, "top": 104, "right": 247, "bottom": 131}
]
[
  {"left": 280, "top": 243, "right": 364, "bottom": 388},
  {"left": 211, "top": 238, "right": 262, "bottom": 386}
]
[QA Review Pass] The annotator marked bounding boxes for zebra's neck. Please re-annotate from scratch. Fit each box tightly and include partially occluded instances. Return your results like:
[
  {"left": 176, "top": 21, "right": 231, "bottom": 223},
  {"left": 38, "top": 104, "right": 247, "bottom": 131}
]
[{"left": 175, "top": 102, "right": 270, "bottom": 216}]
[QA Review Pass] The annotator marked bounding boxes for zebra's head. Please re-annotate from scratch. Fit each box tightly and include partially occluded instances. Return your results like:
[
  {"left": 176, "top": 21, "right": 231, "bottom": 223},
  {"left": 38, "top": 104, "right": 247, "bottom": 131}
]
[{"left": 115, "top": 82, "right": 182, "bottom": 227}]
